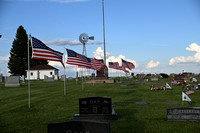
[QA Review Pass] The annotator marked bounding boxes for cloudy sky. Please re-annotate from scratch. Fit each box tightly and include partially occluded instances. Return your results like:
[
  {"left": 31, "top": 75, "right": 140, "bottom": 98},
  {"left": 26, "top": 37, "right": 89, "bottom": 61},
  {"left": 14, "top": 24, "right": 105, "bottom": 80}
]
[{"left": 0, "top": 0, "right": 200, "bottom": 77}]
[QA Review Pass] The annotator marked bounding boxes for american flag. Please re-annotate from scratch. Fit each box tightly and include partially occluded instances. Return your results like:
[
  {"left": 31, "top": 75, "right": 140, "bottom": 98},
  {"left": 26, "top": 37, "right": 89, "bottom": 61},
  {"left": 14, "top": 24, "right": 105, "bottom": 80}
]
[
  {"left": 31, "top": 37, "right": 64, "bottom": 67},
  {"left": 120, "top": 66, "right": 129, "bottom": 73},
  {"left": 66, "top": 49, "right": 91, "bottom": 69},
  {"left": 127, "top": 62, "right": 135, "bottom": 70},
  {"left": 109, "top": 62, "right": 120, "bottom": 70},
  {"left": 91, "top": 58, "right": 103, "bottom": 71},
  {"left": 186, "top": 90, "right": 195, "bottom": 95},
  {"left": 66, "top": 49, "right": 107, "bottom": 71},
  {"left": 122, "top": 59, "right": 135, "bottom": 70}
]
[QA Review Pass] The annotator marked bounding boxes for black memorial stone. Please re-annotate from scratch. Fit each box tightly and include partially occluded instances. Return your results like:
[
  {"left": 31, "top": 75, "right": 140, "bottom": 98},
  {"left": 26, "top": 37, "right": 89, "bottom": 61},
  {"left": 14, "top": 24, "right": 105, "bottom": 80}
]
[
  {"left": 74, "top": 97, "right": 118, "bottom": 120},
  {"left": 48, "top": 120, "right": 110, "bottom": 133},
  {"left": 79, "top": 97, "right": 112, "bottom": 114},
  {"left": 167, "top": 107, "right": 200, "bottom": 121}
]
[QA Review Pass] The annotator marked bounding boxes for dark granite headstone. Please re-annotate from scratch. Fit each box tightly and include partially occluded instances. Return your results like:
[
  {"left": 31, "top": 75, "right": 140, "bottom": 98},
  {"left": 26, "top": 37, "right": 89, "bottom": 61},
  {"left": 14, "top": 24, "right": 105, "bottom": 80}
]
[
  {"left": 79, "top": 97, "right": 112, "bottom": 114},
  {"left": 167, "top": 107, "right": 200, "bottom": 121},
  {"left": 48, "top": 120, "right": 110, "bottom": 133},
  {"left": 74, "top": 97, "right": 118, "bottom": 120}
]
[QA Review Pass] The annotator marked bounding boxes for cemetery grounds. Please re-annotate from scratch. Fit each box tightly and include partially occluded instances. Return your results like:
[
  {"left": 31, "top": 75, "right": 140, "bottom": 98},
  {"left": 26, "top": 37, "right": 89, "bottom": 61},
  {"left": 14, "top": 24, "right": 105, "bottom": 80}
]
[{"left": 0, "top": 77, "right": 200, "bottom": 133}]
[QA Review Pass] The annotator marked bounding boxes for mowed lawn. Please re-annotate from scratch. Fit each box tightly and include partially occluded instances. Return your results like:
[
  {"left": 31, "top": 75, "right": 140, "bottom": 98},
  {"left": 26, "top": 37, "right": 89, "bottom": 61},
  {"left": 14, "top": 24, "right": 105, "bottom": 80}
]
[{"left": 1, "top": 78, "right": 200, "bottom": 133}]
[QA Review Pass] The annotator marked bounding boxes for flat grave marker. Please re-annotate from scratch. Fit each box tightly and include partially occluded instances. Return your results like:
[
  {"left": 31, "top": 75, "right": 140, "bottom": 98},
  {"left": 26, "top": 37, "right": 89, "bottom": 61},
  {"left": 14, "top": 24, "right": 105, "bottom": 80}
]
[
  {"left": 165, "top": 102, "right": 179, "bottom": 105},
  {"left": 134, "top": 101, "right": 148, "bottom": 104},
  {"left": 167, "top": 107, "right": 200, "bottom": 121},
  {"left": 151, "top": 78, "right": 158, "bottom": 81}
]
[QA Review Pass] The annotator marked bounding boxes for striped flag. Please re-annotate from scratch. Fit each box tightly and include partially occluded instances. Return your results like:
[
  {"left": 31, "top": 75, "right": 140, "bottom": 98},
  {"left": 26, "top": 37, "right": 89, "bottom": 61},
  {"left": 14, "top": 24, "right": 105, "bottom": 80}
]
[
  {"left": 31, "top": 36, "right": 64, "bottom": 67},
  {"left": 127, "top": 62, "right": 135, "bottom": 70},
  {"left": 122, "top": 59, "right": 135, "bottom": 70},
  {"left": 109, "top": 62, "right": 120, "bottom": 70},
  {"left": 186, "top": 90, "right": 195, "bottom": 95},
  {"left": 120, "top": 66, "right": 129, "bottom": 73},
  {"left": 91, "top": 58, "right": 103, "bottom": 71},
  {"left": 66, "top": 48, "right": 107, "bottom": 71},
  {"left": 66, "top": 49, "right": 91, "bottom": 69}
]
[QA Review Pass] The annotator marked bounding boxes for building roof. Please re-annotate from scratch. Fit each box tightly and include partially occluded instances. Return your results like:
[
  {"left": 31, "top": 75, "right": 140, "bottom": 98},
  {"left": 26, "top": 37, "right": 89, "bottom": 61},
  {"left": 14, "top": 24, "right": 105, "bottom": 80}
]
[{"left": 30, "top": 65, "right": 58, "bottom": 70}]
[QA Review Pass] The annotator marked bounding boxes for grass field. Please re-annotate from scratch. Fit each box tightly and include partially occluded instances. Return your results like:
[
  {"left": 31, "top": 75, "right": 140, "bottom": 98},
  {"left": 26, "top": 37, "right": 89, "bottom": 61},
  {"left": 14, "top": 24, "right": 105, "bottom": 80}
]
[{"left": 1, "top": 78, "right": 200, "bottom": 133}]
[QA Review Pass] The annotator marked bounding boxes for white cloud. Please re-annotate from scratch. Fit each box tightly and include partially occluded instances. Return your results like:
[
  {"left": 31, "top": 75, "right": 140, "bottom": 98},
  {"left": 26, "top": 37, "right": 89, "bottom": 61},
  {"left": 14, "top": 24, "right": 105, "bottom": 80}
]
[
  {"left": 93, "top": 47, "right": 111, "bottom": 60},
  {"left": 186, "top": 43, "right": 200, "bottom": 52},
  {"left": 146, "top": 60, "right": 160, "bottom": 69},
  {"left": 0, "top": 55, "right": 10, "bottom": 76},
  {"left": 169, "top": 43, "right": 200, "bottom": 65},
  {"left": 0, "top": 55, "right": 9, "bottom": 61},
  {"left": 43, "top": 40, "right": 102, "bottom": 46}
]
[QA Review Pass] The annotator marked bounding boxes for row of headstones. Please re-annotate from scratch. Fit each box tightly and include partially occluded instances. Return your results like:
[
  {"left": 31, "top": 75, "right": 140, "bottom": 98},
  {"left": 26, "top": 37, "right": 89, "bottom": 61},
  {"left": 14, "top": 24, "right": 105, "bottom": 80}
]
[
  {"left": 3, "top": 75, "right": 63, "bottom": 87},
  {"left": 48, "top": 97, "right": 118, "bottom": 133},
  {"left": 48, "top": 97, "right": 200, "bottom": 133}
]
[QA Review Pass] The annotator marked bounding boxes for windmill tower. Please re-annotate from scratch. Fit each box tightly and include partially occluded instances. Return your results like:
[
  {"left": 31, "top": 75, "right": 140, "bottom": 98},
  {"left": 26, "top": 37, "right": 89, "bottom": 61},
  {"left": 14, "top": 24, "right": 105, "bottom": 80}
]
[{"left": 79, "top": 33, "right": 94, "bottom": 56}]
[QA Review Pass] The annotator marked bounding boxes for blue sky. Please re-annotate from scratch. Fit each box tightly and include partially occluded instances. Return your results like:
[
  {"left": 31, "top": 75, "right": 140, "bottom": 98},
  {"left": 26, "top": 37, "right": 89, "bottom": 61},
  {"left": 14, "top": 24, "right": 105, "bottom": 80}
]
[{"left": 1, "top": 0, "right": 200, "bottom": 77}]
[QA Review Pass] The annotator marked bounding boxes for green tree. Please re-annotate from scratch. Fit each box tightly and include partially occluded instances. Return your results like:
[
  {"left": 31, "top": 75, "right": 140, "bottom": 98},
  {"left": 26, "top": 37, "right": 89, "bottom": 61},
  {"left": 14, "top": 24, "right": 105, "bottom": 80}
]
[{"left": 8, "top": 25, "right": 48, "bottom": 76}]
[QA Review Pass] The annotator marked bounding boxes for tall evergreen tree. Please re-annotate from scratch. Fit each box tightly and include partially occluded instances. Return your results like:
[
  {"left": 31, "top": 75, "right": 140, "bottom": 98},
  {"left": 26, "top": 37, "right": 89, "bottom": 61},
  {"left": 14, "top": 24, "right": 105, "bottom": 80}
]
[{"left": 8, "top": 25, "right": 48, "bottom": 76}]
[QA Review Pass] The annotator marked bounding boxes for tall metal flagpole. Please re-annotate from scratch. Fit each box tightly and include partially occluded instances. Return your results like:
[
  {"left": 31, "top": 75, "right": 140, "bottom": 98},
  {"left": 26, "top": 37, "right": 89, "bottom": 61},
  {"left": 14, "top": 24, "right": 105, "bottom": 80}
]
[
  {"left": 102, "top": 0, "right": 106, "bottom": 64},
  {"left": 63, "top": 48, "right": 66, "bottom": 95},
  {"left": 28, "top": 34, "right": 31, "bottom": 108},
  {"left": 102, "top": 0, "right": 108, "bottom": 78}
]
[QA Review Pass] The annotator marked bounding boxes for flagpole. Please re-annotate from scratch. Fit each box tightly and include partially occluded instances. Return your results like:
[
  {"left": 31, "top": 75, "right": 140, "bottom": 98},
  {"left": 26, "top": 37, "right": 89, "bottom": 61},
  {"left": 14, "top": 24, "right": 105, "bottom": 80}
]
[
  {"left": 82, "top": 68, "right": 83, "bottom": 89},
  {"left": 28, "top": 34, "right": 31, "bottom": 108},
  {"left": 63, "top": 48, "right": 66, "bottom": 95},
  {"left": 76, "top": 66, "right": 78, "bottom": 85}
]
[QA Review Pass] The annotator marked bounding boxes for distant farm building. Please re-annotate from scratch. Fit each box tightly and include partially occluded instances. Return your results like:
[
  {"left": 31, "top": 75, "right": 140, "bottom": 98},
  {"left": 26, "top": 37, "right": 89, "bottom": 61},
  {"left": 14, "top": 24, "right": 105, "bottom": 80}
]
[{"left": 26, "top": 65, "right": 59, "bottom": 80}]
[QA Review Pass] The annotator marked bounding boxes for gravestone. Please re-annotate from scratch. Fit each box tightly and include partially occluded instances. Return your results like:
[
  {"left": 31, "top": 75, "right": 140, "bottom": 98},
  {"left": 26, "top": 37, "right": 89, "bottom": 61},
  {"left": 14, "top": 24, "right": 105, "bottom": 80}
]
[
  {"left": 151, "top": 78, "right": 158, "bottom": 81},
  {"left": 48, "top": 120, "right": 110, "bottom": 133},
  {"left": 95, "top": 59, "right": 108, "bottom": 80},
  {"left": 167, "top": 107, "right": 200, "bottom": 121},
  {"left": 61, "top": 75, "right": 66, "bottom": 81},
  {"left": 134, "top": 101, "right": 148, "bottom": 104},
  {"left": 54, "top": 75, "right": 58, "bottom": 80},
  {"left": 73, "top": 97, "right": 118, "bottom": 120},
  {"left": 165, "top": 102, "right": 179, "bottom": 105},
  {"left": 121, "top": 85, "right": 127, "bottom": 87},
  {"left": 44, "top": 75, "right": 48, "bottom": 80},
  {"left": 44, "top": 76, "right": 54, "bottom": 82},
  {"left": 5, "top": 76, "right": 21, "bottom": 87},
  {"left": 21, "top": 75, "right": 25, "bottom": 83},
  {"left": 0, "top": 74, "right": 4, "bottom": 82}
]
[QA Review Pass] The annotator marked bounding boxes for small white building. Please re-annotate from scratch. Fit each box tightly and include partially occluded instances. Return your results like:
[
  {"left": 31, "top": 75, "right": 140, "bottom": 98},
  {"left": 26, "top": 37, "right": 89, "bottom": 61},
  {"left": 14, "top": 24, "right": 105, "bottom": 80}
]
[{"left": 26, "top": 65, "right": 59, "bottom": 80}]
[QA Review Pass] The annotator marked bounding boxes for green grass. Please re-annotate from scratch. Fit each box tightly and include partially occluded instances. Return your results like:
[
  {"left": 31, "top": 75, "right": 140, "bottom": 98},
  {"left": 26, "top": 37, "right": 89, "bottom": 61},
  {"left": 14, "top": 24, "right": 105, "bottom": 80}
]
[{"left": 0, "top": 79, "right": 200, "bottom": 133}]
